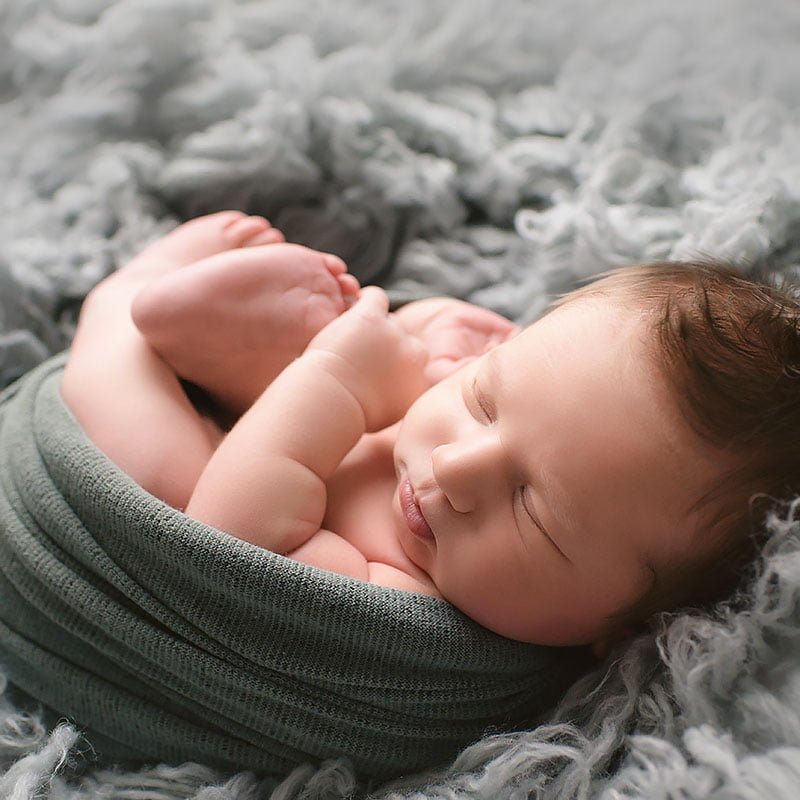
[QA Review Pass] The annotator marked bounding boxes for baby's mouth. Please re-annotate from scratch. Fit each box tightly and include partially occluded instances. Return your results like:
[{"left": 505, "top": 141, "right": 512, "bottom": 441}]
[{"left": 399, "top": 478, "right": 435, "bottom": 541}]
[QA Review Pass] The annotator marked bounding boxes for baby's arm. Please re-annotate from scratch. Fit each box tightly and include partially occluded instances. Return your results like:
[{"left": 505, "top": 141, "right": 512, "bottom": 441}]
[{"left": 184, "top": 288, "right": 428, "bottom": 575}]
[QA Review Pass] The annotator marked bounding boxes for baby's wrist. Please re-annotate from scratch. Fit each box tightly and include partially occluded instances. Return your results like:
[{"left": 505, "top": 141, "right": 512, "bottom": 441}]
[{"left": 301, "top": 349, "right": 371, "bottom": 429}]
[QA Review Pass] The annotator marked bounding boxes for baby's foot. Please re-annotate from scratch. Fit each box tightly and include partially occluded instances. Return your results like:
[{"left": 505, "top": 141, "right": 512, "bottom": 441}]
[
  {"left": 113, "top": 210, "right": 285, "bottom": 288},
  {"left": 131, "top": 243, "right": 359, "bottom": 418}
]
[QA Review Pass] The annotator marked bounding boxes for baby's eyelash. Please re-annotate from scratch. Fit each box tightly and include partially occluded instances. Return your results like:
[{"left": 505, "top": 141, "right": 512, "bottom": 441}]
[
  {"left": 471, "top": 377, "right": 494, "bottom": 421},
  {"left": 518, "top": 486, "right": 537, "bottom": 528},
  {"left": 519, "top": 487, "right": 569, "bottom": 561}
]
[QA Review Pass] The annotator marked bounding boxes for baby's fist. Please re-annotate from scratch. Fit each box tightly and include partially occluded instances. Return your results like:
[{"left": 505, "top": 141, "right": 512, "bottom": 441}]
[{"left": 307, "top": 287, "right": 429, "bottom": 431}]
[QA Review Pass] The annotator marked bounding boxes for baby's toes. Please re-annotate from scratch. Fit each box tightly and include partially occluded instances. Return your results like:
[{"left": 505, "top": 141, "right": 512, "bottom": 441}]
[
  {"left": 244, "top": 226, "right": 285, "bottom": 246},
  {"left": 171, "top": 210, "right": 248, "bottom": 249},
  {"left": 321, "top": 253, "right": 347, "bottom": 276},
  {"left": 336, "top": 272, "right": 360, "bottom": 302},
  {"left": 224, "top": 215, "right": 285, "bottom": 248},
  {"left": 124, "top": 210, "right": 253, "bottom": 278},
  {"left": 320, "top": 253, "right": 359, "bottom": 302}
]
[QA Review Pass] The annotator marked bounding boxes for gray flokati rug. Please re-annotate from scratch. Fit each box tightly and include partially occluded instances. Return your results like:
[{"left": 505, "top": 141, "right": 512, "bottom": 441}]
[{"left": 3, "top": 0, "right": 800, "bottom": 797}]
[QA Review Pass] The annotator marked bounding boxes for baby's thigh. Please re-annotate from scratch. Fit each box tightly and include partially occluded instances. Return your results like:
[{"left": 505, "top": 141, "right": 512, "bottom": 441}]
[{"left": 62, "top": 293, "right": 219, "bottom": 509}]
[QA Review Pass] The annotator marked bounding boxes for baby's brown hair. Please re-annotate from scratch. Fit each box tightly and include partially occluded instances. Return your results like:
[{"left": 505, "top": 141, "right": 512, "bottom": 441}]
[{"left": 550, "top": 258, "right": 800, "bottom": 634}]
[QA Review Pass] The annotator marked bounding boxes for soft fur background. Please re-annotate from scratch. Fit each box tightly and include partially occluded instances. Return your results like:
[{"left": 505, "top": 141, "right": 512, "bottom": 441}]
[{"left": 2, "top": 0, "right": 800, "bottom": 797}]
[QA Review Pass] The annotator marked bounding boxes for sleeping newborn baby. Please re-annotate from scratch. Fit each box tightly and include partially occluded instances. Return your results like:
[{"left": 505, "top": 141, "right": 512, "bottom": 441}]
[{"left": 61, "top": 211, "right": 797, "bottom": 656}]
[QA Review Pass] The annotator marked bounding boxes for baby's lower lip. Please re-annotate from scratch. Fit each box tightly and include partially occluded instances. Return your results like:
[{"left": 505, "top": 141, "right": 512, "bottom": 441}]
[{"left": 399, "top": 478, "right": 435, "bottom": 541}]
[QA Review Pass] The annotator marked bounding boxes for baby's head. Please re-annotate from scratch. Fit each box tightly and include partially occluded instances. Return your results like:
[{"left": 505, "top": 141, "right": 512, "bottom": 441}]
[{"left": 393, "top": 259, "right": 800, "bottom": 653}]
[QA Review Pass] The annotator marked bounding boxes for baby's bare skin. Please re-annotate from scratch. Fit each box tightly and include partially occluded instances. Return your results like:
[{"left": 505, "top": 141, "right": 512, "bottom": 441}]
[
  {"left": 132, "top": 242, "right": 359, "bottom": 418},
  {"left": 62, "top": 212, "right": 734, "bottom": 653},
  {"left": 61, "top": 211, "right": 339, "bottom": 506},
  {"left": 130, "top": 224, "right": 518, "bottom": 425},
  {"left": 62, "top": 212, "right": 512, "bottom": 566},
  {"left": 62, "top": 211, "right": 293, "bottom": 508}
]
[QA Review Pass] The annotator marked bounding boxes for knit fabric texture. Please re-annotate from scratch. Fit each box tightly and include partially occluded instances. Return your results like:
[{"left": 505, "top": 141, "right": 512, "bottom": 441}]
[{"left": 0, "top": 353, "right": 592, "bottom": 792}]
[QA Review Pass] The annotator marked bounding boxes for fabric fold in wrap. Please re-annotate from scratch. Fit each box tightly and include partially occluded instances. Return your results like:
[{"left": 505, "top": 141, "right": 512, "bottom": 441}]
[{"left": 0, "top": 354, "right": 593, "bottom": 786}]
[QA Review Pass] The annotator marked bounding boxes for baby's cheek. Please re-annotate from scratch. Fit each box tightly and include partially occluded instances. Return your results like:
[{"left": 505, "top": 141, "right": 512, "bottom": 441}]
[
  {"left": 405, "top": 391, "right": 449, "bottom": 442},
  {"left": 405, "top": 371, "right": 466, "bottom": 447}
]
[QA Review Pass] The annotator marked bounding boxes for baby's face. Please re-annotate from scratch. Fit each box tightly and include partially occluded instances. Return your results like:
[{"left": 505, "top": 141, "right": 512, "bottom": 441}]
[{"left": 392, "top": 296, "right": 723, "bottom": 646}]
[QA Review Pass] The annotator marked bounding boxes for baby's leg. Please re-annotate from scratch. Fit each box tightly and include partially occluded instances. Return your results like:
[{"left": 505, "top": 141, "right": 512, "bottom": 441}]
[
  {"left": 130, "top": 244, "right": 359, "bottom": 418},
  {"left": 61, "top": 211, "right": 284, "bottom": 510}
]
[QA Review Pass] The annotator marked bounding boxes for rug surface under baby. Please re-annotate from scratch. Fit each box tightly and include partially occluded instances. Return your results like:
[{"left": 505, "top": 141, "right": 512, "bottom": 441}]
[{"left": 2, "top": 0, "right": 800, "bottom": 798}]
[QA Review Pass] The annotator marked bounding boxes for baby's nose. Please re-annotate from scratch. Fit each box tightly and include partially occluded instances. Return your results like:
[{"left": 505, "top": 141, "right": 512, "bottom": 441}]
[{"left": 431, "top": 434, "right": 503, "bottom": 513}]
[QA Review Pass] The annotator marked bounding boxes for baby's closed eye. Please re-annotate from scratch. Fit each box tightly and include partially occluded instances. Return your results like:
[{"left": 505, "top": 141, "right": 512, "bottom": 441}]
[
  {"left": 517, "top": 487, "right": 569, "bottom": 560},
  {"left": 468, "top": 375, "right": 495, "bottom": 424},
  {"left": 474, "top": 377, "right": 495, "bottom": 421}
]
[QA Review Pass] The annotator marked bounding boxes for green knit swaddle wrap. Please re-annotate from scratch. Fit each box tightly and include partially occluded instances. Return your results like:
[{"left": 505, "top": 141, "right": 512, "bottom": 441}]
[{"left": 0, "top": 355, "right": 592, "bottom": 788}]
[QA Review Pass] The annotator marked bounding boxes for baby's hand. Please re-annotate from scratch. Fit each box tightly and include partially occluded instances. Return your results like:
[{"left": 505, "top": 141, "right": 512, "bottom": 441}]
[
  {"left": 306, "top": 287, "right": 429, "bottom": 431},
  {"left": 394, "top": 298, "right": 521, "bottom": 385}
]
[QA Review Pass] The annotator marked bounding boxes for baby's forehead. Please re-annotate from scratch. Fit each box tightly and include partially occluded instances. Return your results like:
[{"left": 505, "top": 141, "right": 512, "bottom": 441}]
[
  {"left": 492, "top": 296, "right": 667, "bottom": 408},
  {"left": 543, "top": 289, "right": 654, "bottom": 321},
  {"left": 515, "top": 294, "right": 654, "bottom": 350}
]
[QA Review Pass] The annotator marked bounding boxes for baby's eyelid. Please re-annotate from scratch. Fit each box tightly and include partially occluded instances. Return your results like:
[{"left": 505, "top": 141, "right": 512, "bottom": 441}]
[
  {"left": 520, "top": 487, "right": 570, "bottom": 561},
  {"left": 519, "top": 486, "right": 536, "bottom": 527},
  {"left": 514, "top": 486, "right": 539, "bottom": 546},
  {"left": 471, "top": 376, "right": 494, "bottom": 422}
]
